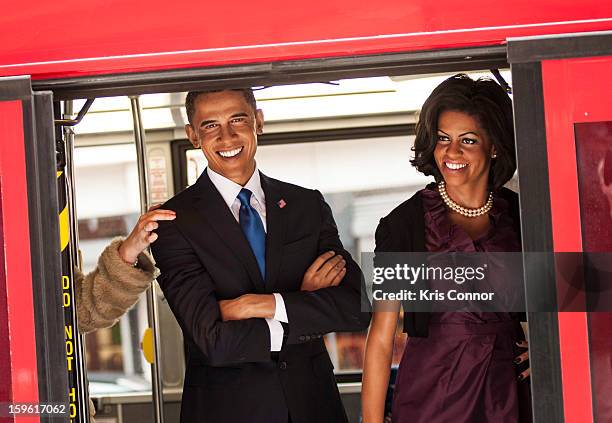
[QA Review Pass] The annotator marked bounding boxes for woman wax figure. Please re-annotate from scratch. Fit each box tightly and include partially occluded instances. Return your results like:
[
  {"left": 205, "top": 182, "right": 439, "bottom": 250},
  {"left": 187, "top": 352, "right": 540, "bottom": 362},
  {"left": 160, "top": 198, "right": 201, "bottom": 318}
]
[{"left": 362, "top": 74, "right": 532, "bottom": 423}]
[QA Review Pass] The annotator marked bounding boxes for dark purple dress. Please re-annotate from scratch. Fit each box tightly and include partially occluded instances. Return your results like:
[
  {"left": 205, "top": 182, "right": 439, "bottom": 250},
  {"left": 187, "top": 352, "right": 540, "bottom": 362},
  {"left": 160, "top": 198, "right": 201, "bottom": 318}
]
[{"left": 391, "top": 187, "right": 532, "bottom": 423}]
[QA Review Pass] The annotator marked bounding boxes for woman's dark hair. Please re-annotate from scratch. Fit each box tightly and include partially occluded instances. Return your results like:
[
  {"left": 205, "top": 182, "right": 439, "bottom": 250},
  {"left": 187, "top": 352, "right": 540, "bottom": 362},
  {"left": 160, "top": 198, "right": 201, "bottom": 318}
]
[{"left": 410, "top": 73, "right": 516, "bottom": 190}]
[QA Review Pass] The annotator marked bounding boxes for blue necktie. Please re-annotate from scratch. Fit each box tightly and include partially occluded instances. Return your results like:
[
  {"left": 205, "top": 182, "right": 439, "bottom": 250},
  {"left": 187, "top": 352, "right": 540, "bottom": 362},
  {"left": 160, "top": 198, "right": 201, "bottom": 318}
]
[{"left": 237, "top": 188, "right": 266, "bottom": 279}]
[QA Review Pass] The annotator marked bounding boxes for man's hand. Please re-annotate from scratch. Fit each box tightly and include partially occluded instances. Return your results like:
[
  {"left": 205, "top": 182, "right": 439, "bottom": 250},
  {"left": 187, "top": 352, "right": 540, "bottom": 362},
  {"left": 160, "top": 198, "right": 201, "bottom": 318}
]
[
  {"left": 218, "top": 294, "right": 276, "bottom": 321},
  {"left": 300, "top": 251, "right": 346, "bottom": 292}
]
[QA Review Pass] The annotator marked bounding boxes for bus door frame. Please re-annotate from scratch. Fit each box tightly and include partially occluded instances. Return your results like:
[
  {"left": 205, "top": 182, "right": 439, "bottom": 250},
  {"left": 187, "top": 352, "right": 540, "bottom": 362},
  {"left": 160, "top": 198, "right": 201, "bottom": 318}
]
[
  {"left": 509, "top": 30, "right": 612, "bottom": 423},
  {"left": 38, "top": 43, "right": 513, "bottom": 419}
]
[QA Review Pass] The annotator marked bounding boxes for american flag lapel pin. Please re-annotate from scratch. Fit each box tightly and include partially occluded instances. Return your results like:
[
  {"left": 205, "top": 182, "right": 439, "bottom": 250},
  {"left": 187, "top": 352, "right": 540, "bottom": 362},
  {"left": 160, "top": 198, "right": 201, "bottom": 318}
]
[{"left": 277, "top": 199, "right": 287, "bottom": 209}]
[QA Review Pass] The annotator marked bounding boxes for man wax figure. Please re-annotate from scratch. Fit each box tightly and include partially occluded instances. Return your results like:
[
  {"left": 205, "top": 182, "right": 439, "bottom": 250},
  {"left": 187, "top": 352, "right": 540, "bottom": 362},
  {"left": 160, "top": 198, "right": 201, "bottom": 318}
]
[{"left": 151, "top": 88, "right": 371, "bottom": 423}]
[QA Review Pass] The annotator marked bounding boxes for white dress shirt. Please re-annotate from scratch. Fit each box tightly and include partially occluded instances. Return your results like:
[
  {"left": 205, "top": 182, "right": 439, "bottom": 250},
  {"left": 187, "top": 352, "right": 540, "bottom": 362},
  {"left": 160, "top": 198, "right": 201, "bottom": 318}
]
[{"left": 207, "top": 167, "right": 288, "bottom": 351}]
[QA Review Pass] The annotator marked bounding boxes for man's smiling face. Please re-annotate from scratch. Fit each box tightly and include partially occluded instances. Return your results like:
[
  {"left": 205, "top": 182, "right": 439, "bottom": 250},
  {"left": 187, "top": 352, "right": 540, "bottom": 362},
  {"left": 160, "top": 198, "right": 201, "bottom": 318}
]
[{"left": 186, "top": 90, "right": 263, "bottom": 185}]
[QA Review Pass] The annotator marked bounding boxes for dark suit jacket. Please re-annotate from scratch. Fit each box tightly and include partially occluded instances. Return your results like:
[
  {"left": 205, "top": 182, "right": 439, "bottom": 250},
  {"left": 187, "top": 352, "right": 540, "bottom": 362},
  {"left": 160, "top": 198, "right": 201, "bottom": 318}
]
[
  {"left": 152, "top": 170, "right": 370, "bottom": 423},
  {"left": 374, "top": 183, "right": 522, "bottom": 337}
]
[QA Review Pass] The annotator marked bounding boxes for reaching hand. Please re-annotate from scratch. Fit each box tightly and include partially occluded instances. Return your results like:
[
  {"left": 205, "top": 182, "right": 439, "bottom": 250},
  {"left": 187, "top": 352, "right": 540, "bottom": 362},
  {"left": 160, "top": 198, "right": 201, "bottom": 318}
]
[
  {"left": 300, "top": 251, "right": 346, "bottom": 291},
  {"left": 118, "top": 205, "right": 176, "bottom": 264}
]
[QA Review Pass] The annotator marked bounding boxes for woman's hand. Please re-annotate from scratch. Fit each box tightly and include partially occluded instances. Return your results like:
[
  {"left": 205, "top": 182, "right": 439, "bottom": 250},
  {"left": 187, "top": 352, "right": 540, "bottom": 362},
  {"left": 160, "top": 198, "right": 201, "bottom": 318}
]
[
  {"left": 515, "top": 340, "right": 530, "bottom": 381},
  {"left": 118, "top": 205, "right": 176, "bottom": 264}
]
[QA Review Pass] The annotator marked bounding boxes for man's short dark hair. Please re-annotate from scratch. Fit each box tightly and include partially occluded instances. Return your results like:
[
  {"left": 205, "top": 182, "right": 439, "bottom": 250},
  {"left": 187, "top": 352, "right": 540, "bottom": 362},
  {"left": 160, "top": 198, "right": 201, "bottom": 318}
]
[
  {"left": 185, "top": 88, "right": 257, "bottom": 125},
  {"left": 410, "top": 73, "right": 516, "bottom": 190}
]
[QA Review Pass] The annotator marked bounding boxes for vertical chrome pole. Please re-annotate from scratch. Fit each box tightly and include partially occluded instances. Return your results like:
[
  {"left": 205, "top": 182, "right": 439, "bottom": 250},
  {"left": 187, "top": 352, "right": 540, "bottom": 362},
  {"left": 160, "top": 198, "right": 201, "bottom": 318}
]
[
  {"left": 63, "top": 100, "right": 91, "bottom": 421},
  {"left": 129, "top": 96, "right": 165, "bottom": 423}
]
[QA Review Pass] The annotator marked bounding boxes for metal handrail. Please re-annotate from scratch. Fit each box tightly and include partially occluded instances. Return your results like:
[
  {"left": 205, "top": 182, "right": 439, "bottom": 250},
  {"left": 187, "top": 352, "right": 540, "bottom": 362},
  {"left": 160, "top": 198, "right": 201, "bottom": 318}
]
[{"left": 129, "top": 96, "right": 165, "bottom": 423}]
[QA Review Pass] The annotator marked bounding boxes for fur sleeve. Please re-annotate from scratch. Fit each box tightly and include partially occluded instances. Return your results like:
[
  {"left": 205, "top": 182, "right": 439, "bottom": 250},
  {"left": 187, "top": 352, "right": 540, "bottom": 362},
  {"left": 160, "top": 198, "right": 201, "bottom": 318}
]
[{"left": 76, "top": 237, "right": 158, "bottom": 334}]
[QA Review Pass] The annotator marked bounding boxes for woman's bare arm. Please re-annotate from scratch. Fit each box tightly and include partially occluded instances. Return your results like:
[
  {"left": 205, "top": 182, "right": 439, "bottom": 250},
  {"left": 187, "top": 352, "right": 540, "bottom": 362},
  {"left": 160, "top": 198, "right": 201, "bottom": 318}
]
[{"left": 362, "top": 301, "right": 400, "bottom": 423}]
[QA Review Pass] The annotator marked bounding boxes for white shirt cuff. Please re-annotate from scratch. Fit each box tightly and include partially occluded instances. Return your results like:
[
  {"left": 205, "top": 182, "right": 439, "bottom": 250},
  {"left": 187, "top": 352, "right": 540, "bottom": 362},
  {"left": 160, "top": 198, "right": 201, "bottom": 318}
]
[
  {"left": 265, "top": 318, "right": 284, "bottom": 352},
  {"left": 273, "top": 293, "right": 288, "bottom": 323}
]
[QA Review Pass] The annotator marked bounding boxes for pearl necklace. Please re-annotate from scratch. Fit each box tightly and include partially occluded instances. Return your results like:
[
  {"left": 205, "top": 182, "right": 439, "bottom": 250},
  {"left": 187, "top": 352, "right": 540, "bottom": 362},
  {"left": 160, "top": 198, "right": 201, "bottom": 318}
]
[{"left": 438, "top": 181, "right": 493, "bottom": 218}]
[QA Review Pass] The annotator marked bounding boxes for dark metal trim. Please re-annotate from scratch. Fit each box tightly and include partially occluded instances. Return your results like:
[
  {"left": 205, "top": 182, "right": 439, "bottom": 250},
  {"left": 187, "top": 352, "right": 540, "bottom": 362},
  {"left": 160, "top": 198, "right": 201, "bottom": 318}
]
[
  {"left": 171, "top": 123, "right": 416, "bottom": 194},
  {"left": 511, "top": 61, "right": 564, "bottom": 423},
  {"left": 587, "top": 313, "right": 603, "bottom": 422},
  {"left": 508, "top": 30, "right": 612, "bottom": 64},
  {"left": 259, "top": 123, "right": 416, "bottom": 146},
  {"left": 31, "top": 92, "right": 72, "bottom": 414},
  {"left": 59, "top": 104, "right": 92, "bottom": 420},
  {"left": 334, "top": 371, "right": 363, "bottom": 384},
  {"left": 171, "top": 140, "right": 193, "bottom": 196},
  {"left": 0, "top": 76, "right": 31, "bottom": 100},
  {"left": 33, "top": 46, "right": 508, "bottom": 100}
]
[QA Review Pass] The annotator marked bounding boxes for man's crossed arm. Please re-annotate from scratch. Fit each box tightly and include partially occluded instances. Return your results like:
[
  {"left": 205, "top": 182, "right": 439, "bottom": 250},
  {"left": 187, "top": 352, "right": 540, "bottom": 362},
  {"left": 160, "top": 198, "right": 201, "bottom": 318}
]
[{"left": 218, "top": 250, "right": 347, "bottom": 321}]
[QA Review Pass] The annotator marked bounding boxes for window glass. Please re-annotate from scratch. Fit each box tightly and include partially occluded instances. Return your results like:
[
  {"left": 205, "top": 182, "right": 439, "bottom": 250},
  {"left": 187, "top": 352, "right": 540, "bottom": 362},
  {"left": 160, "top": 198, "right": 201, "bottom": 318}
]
[
  {"left": 575, "top": 121, "right": 612, "bottom": 251},
  {"left": 574, "top": 121, "right": 612, "bottom": 421}
]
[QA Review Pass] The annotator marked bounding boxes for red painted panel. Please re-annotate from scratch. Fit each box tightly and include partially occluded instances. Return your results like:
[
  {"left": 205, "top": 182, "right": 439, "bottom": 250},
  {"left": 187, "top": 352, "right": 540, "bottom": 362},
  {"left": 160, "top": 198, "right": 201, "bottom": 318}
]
[
  {"left": 542, "top": 56, "right": 612, "bottom": 423},
  {"left": 542, "top": 64, "right": 591, "bottom": 423},
  {"left": 0, "top": 100, "right": 40, "bottom": 422},
  {"left": 541, "top": 63, "right": 583, "bottom": 251},
  {"left": 0, "top": 0, "right": 610, "bottom": 79},
  {"left": 555, "top": 312, "right": 592, "bottom": 423}
]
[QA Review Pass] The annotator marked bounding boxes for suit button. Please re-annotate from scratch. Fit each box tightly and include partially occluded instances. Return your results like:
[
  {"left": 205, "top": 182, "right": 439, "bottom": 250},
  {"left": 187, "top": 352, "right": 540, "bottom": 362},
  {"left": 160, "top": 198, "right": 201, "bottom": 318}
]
[{"left": 279, "top": 361, "right": 288, "bottom": 370}]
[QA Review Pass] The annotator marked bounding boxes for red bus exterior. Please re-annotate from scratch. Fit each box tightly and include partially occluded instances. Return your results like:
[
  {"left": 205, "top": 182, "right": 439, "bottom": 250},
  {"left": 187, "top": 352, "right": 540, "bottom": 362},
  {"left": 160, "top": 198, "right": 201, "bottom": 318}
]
[
  {"left": 0, "top": 0, "right": 610, "bottom": 79},
  {"left": 1, "top": 2, "right": 611, "bottom": 422}
]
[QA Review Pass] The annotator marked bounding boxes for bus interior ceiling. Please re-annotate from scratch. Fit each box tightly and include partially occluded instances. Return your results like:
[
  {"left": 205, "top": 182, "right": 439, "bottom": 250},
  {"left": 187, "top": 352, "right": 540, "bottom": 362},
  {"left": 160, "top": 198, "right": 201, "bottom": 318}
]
[{"left": 64, "top": 68, "right": 512, "bottom": 423}]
